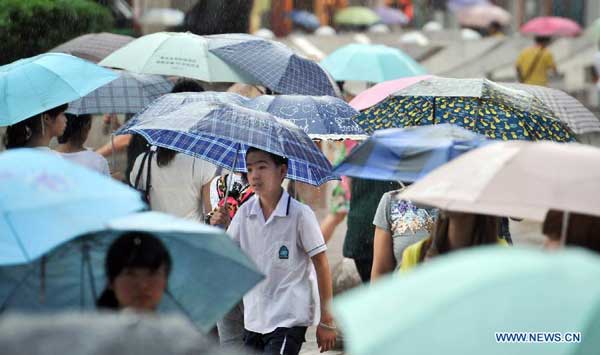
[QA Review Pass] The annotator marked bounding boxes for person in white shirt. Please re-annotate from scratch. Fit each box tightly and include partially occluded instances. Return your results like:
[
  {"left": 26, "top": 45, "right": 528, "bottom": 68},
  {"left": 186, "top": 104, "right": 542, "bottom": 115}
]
[
  {"left": 214, "top": 147, "right": 336, "bottom": 354},
  {"left": 56, "top": 113, "right": 110, "bottom": 175},
  {"left": 4, "top": 104, "right": 67, "bottom": 150}
]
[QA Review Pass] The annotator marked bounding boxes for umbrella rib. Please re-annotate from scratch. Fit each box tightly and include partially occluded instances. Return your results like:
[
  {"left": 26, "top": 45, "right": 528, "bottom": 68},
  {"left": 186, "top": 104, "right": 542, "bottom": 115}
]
[{"left": 0, "top": 264, "right": 37, "bottom": 313}]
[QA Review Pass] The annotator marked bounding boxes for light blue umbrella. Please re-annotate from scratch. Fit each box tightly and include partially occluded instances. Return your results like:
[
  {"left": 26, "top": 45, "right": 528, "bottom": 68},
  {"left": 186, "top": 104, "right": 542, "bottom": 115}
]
[
  {"left": 117, "top": 101, "right": 337, "bottom": 186},
  {"left": 0, "top": 149, "right": 145, "bottom": 266},
  {"left": 332, "top": 124, "right": 488, "bottom": 182},
  {"left": 0, "top": 212, "right": 264, "bottom": 333},
  {"left": 320, "top": 43, "right": 426, "bottom": 83},
  {"left": 208, "top": 34, "right": 338, "bottom": 96},
  {"left": 0, "top": 53, "right": 118, "bottom": 126}
]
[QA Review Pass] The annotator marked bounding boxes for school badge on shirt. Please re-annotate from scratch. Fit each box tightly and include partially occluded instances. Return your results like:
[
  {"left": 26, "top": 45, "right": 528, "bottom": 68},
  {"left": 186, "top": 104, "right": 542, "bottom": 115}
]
[{"left": 278, "top": 245, "right": 289, "bottom": 259}]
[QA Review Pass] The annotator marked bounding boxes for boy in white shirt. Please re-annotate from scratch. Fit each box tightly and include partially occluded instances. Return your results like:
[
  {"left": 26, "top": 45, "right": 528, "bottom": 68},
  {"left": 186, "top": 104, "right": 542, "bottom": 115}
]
[{"left": 220, "top": 147, "right": 336, "bottom": 354}]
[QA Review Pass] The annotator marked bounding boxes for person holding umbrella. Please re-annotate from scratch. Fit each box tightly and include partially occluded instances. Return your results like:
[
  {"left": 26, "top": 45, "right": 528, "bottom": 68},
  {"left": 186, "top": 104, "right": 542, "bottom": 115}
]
[
  {"left": 515, "top": 36, "right": 557, "bottom": 86},
  {"left": 3, "top": 104, "right": 67, "bottom": 150},
  {"left": 217, "top": 147, "right": 336, "bottom": 354},
  {"left": 542, "top": 210, "right": 600, "bottom": 253}
]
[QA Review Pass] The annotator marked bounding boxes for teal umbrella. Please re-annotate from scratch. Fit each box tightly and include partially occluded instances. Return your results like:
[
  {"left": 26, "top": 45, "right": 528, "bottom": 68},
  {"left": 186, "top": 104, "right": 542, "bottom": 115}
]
[
  {"left": 0, "top": 53, "right": 118, "bottom": 126},
  {"left": 99, "top": 32, "right": 256, "bottom": 84},
  {"left": 320, "top": 44, "right": 426, "bottom": 83},
  {"left": 334, "top": 247, "right": 600, "bottom": 355}
]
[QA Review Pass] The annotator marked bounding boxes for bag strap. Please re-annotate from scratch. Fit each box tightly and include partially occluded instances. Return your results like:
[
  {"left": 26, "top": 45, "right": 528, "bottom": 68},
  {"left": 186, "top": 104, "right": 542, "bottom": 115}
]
[
  {"left": 133, "top": 150, "right": 150, "bottom": 188},
  {"left": 522, "top": 48, "right": 545, "bottom": 83},
  {"left": 144, "top": 150, "right": 154, "bottom": 202},
  {"left": 133, "top": 148, "right": 155, "bottom": 202}
]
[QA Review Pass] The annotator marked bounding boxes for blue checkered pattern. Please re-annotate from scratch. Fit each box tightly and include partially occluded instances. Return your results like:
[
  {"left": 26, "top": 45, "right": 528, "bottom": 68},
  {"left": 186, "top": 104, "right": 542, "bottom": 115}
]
[
  {"left": 117, "top": 102, "right": 338, "bottom": 186},
  {"left": 67, "top": 71, "right": 173, "bottom": 115},
  {"left": 209, "top": 36, "right": 337, "bottom": 96}
]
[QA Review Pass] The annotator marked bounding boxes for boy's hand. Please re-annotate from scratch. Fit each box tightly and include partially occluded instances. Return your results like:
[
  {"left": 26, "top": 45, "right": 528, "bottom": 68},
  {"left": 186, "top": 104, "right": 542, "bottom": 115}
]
[
  {"left": 210, "top": 206, "right": 231, "bottom": 228},
  {"left": 316, "top": 314, "right": 336, "bottom": 352}
]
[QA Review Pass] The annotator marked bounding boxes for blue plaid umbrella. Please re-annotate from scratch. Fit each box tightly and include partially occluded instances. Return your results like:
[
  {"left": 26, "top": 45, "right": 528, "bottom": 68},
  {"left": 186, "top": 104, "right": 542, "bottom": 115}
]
[
  {"left": 208, "top": 34, "right": 337, "bottom": 96},
  {"left": 67, "top": 71, "right": 174, "bottom": 115},
  {"left": 333, "top": 124, "right": 488, "bottom": 182},
  {"left": 117, "top": 102, "right": 337, "bottom": 186},
  {"left": 128, "top": 92, "right": 364, "bottom": 139}
]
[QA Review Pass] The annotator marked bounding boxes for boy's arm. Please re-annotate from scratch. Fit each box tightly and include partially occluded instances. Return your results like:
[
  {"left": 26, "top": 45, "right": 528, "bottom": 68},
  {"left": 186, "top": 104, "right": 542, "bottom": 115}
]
[{"left": 311, "top": 251, "right": 336, "bottom": 353}]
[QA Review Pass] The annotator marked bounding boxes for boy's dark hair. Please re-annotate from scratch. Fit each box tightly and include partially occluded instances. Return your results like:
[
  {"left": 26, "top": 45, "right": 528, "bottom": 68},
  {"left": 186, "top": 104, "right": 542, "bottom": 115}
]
[
  {"left": 246, "top": 147, "right": 288, "bottom": 166},
  {"left": 171, "top": 78, "right": 205, "bottom": 93},
  {"left": 96, "top": 232, "right": 172, "bottom": 310},
  {"left": 58, "top": 113, "right": 92, "bottom": 144},
  {"left": 4, "top": 104, "right": 68, "bottom": 149},
  {"left": 535, "top": 36, "right": 551, "bottom": 46}
]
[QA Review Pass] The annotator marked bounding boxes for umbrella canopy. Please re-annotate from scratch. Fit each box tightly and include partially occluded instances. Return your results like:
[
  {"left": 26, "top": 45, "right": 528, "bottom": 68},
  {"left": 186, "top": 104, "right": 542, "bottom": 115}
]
[
  {"left": 503, "top": 83, "right": 600, "bottom": 135},
  {"left": 0, "top": 53, "right": 118, "bottom": 126},
  {"left": 139, "top": 8, "right": 185, "bottom": 26},
  {"left": 67, "top": 71, "right": 174, "bottom": 115},
  {"left": 456, "top": 3, "right": 511, "bottom": 28},
  {"left": 0, "top": 212, "right": 264, "bottom": 333},
  {"left": 447, "top": 0, "right": 488, "bottom": 10},
  {"left": 290, "top": 10, "right": 321, "bottom": 31},
  {"left": 353, "top": 77, "right": 575, "bottom": 142},
  {"left": 208, "top": 33, "right": 337, "bottom": 96},
  {"left": 320, "top": 44, "right": 427, "bottom": 83},
  {"left": 400, "top": 140, "right": 600, "bottom": 221},
  {"left": 521, "top": 16, "right": 582, "bottom": 37},
  {"left": 117, "top": 101, "right": 337, "bottom": 186},
  {"left": 128, "top": 91, "right": 364, "bottom": 139},
  {"left": 334, "top": 247, "right": 600, "bottom": 355},
  {"left": 332, "top": 124, "right": 487, "bottom": 182},
  {"left": 99, "top": 32, "right": 255, "bottom": 84},
  {"left": 49, "top": 32, "right": 134, "bottom": 63},
  {"left": 374, "top": 6, "right": 409, "bottom": 26},
  {"left": 334, "top": 6, "right": 380, "bottom": 26},
  {"left": 588, "top": 17, "right": 600, "bottom": 39},
  {"left": 349, "top": 75, "right": 433, "bottom": 111},
  {"left": 0, "top": 149, "right": 145, "bottom": 266}
]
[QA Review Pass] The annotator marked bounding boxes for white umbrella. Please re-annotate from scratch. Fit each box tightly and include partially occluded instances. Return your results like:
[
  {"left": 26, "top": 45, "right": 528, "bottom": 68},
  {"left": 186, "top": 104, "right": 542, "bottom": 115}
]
[
  {"left": 139, "top": 8, "right": 184, "bottom": 26},
  {"left": 400, "top": 141, "right": 600, "bottom": 221}
]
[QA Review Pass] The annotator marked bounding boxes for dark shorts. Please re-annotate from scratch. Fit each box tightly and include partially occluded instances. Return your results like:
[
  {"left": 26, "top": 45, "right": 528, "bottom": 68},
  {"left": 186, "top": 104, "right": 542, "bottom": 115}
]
[{"left": 243, "top": 326, "right": 307, "bottom": 355}]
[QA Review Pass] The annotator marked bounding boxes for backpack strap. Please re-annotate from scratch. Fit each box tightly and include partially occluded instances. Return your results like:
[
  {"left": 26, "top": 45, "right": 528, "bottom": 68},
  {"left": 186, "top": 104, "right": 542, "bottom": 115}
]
[
  {"left": 133, "top": 147, "right": 155, "bottom": 204},
  {"left": 521, "top": 48, "right": 545, "bottom": 83}
]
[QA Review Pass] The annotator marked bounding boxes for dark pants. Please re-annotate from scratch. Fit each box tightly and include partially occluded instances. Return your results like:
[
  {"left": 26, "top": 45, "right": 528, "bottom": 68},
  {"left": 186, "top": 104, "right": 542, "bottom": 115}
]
[
  {"left": 243, "top": 327, "right": 307, "bottom": 355},
  {"left": 354, "top": 258, "right": 372, "bottom": 283}
]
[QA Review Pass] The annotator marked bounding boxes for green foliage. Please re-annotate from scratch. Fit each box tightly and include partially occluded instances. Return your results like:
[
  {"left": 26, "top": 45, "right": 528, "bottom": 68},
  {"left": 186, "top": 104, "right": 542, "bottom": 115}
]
[{"left": 0, "top": 0, "right": 114, "bottom": 65}]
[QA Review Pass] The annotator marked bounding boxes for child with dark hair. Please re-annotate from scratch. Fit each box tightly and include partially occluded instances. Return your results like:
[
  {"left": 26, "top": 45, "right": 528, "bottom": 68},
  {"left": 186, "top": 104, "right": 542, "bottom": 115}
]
[
  {"left": 56, "top": 113, "right": 110, "bottom": 175},
  {"left": 3, "top": 104, "right": 68, "bottom": 150},
  {"left": 217, "top": 146, "right": 336, "bottom": 354},
  {"left": 97, "top": 232, "right": 172, "bottom": 311}
]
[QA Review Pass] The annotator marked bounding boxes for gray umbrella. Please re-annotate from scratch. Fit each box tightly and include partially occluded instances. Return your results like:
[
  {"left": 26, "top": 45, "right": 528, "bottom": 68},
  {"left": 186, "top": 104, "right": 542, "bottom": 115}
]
[
  {"left": 50, "top": 32, "right": 134, "bottom": 63},
  {"left": 67, "top": 70, "right": 174, "bottom": 115}
]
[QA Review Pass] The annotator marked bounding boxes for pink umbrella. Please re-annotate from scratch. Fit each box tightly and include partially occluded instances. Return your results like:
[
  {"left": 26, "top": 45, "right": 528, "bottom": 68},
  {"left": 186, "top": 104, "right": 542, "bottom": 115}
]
[
  {"left": 349, "top": 75, "right": 433, "bottom": 111},
  {"left": 456, "top": 4, "right": 511, "bottom": 28},
  {"left": 521, "top": 16, "right": 582, "bottom": 37}
]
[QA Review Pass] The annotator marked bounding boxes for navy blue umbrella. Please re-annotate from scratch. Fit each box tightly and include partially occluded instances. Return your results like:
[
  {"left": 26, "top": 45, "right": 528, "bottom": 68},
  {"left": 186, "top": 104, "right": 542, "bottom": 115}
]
[{"left": 290, "top": 10, "right": 321, "bottom": 30}]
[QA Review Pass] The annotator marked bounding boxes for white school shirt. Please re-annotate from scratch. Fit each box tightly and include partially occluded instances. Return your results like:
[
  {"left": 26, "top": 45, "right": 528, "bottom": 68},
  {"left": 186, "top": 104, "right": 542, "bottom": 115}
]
[
  {"left": 60, "top": 149, "right": 110, "bottom": 175},
  {"left": 227, "top": 190, "right": 327, "bottom": 334}
]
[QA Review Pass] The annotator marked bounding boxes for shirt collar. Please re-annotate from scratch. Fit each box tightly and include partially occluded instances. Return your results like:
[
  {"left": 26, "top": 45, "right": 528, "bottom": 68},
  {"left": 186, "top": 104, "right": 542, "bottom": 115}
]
[{"left": 249, "top": 190, "right": 291, "bottom": 218}]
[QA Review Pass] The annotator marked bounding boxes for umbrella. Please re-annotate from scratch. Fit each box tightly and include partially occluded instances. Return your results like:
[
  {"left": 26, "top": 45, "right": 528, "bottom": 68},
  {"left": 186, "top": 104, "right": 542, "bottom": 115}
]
[
  {"left": 0, "top": 149, "right": 145, "bottom": 266},
  {"left": 334, "top": 247, "right": 600, "bottom": 355},
  {"left": 0, "top": 53, "right": 118, "bottom": 126},
  {"left": 67, "top": 71, "right": 174, "bottom": 115},
  {"left": 49, "top": 32, "right": 134, "bottom": 63},
  {"left": 588, "top": 17, "right": 600, "bottom": 39},
  {"left": 0, "top": 313, "right": 223, "bottom": 355},
  {"left": 521, "top": 16, "right": 582, "bottom": 37},
  {"left": 139, "top": 8, "right": 185, "bottom": 27},
  {"left": 332, "top": 124, "right": 488, "bottom": 182},
  {"left": 117, "top": 101, "right": 337, "bottom": 186},
  {"left": 289, "top": 10, "right": 321, "bottom": 31},
  {"left": 334, "top": 6, "right": 380, "bottom": 27},
  {"left": 99, "top": 32, "right": 255, "bottom": 84},
  {"left": 0, "top": 212, "right": 264, "bottom": 333},
  {"left": 320, "top": 44, "right": 427, "bottom": 83},
  {"left": 503, "top": 83, "right": 600, "bottom": 135},
  {"left": 374, "top": 6, "right": 409, "bottom": 26},
  {"left": 207, "top": 33, "right": 338, "bottom": 96},
  {"left": 447, "top": 0, "right": 489, "bottom": 11},
  {"left": 399, "top": 140, "right": 600, "bottom": 221},
  {"left": 456, "top": 4, "right": 511, "bottom": 29},
  {"left": 349, "top": 75, "right": 433, "bottom": 111},
  {"left": 353, "top": 77, "right": 575, "bottom": 142}
]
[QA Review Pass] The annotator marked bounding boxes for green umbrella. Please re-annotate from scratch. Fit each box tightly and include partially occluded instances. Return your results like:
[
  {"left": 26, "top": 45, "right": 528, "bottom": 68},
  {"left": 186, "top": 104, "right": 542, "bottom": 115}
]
[
  {"left": 587, "top": 18, "right": 600, "bottom": 39},
  {"left": 334, "top": 247, "right": 600, "bottom": 355},
  {"left": 320, "top": 43, "right": 426, "bottom": 83},
  {"left": 334, "top": 6, "right": 380, "bottom": 26},
  {"left": 99, "top": 32, "right": 255, "bottom": 83}
]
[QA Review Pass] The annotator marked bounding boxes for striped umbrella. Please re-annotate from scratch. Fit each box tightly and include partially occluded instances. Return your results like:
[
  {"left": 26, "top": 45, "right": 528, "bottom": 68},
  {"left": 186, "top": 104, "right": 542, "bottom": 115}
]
[{"left": 49, "top": 32, "right": 134, "bottom": 63}]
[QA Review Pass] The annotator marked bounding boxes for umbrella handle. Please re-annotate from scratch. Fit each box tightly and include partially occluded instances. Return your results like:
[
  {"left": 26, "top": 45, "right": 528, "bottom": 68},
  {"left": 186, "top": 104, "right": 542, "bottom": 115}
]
[
  {"left": 559, "top": 211, "right": 570, "bottom": 246},
  {"left": 110, "top": 134, "right": 116, "bottom": 173}
]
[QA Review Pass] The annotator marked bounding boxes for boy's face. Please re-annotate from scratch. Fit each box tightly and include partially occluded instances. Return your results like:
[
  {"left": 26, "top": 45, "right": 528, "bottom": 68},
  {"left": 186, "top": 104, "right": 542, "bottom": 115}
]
[{"left": 246, "top": 150, "right": 287, "bottom": 197}]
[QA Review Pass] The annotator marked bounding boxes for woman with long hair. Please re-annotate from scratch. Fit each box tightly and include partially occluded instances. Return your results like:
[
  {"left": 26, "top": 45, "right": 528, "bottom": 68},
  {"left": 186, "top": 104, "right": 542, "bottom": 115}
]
[{"left": 3, "top": 104, "right": 68, "bottom": 150}]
